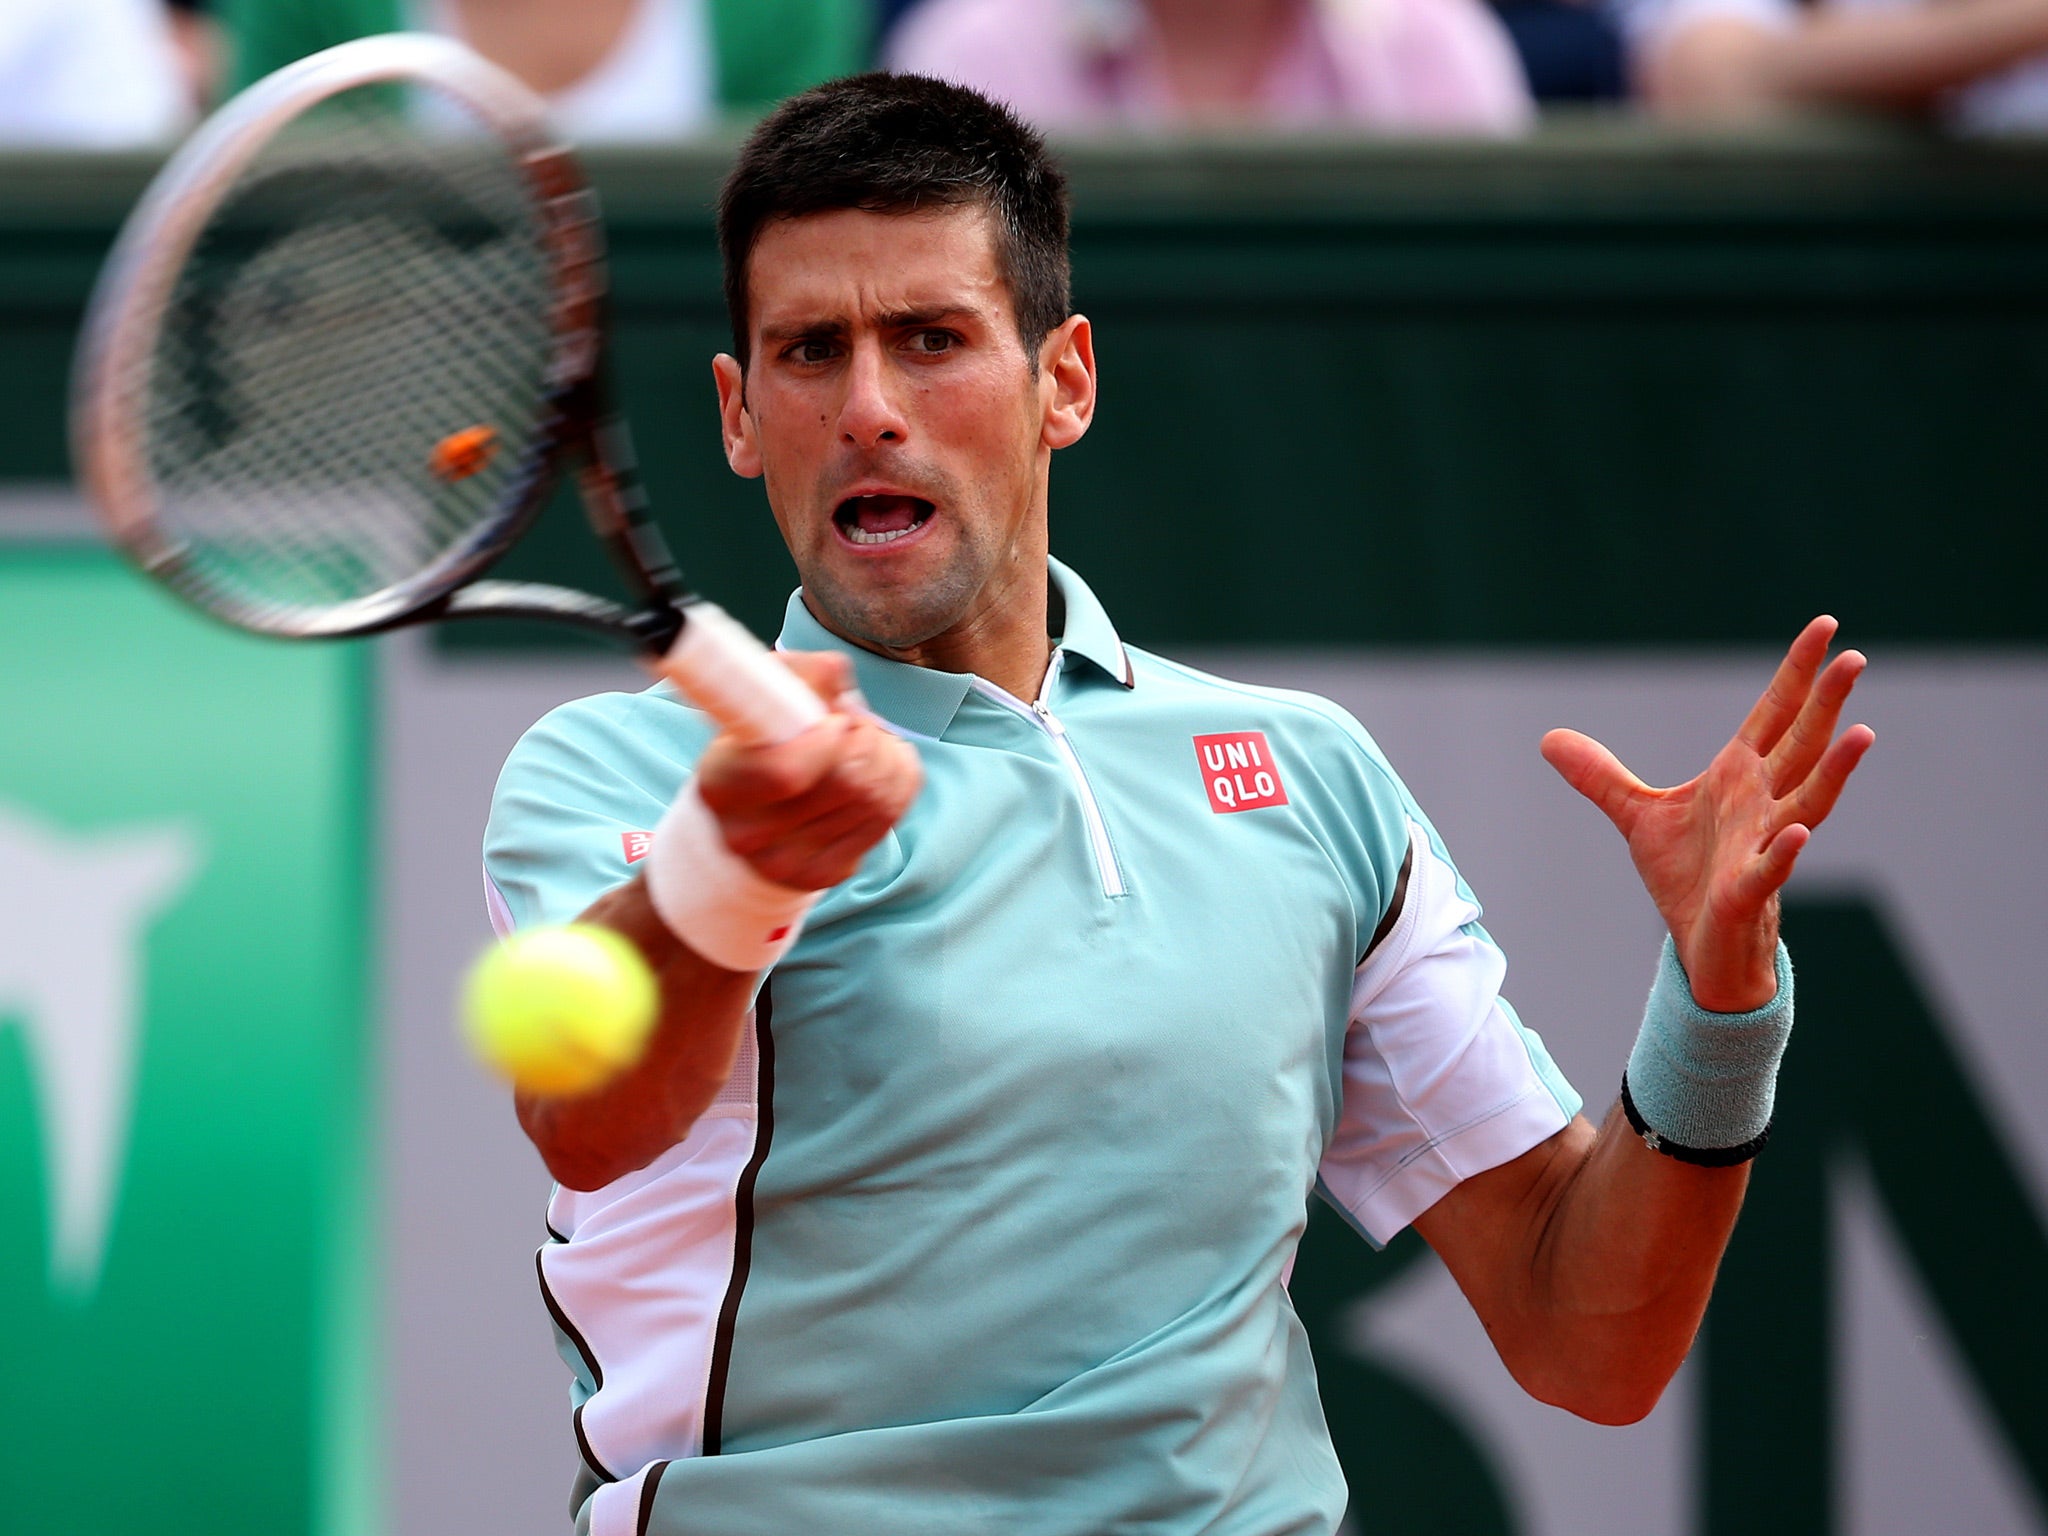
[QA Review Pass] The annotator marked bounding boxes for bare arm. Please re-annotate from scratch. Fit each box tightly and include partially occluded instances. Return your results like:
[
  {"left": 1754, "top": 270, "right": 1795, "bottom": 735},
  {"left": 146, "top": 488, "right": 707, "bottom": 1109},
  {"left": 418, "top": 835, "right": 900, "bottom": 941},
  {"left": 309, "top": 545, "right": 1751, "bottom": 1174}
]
[
  {"left": 515, "top": 876, "right": 761, "bottom": 1190},
  {"left": 1416, "top": 619, "right": 1872, "bottom": 1421},
  {"left": 516, "top": 651, "right": 922, "bottom": 1191},
  {"left": 1416, "top": 1108, "right": 1746, "bottom": 1422},
  {"left": 1642, "top": 0, "right": 2048, "bottom": 116}
]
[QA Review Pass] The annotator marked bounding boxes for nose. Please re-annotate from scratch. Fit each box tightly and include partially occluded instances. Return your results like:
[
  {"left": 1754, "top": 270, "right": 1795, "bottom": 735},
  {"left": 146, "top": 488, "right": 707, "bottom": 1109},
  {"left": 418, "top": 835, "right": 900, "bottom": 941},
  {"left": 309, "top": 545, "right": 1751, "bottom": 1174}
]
[{"left": 838, "top": 338, "right": 909, "bottom": 450}]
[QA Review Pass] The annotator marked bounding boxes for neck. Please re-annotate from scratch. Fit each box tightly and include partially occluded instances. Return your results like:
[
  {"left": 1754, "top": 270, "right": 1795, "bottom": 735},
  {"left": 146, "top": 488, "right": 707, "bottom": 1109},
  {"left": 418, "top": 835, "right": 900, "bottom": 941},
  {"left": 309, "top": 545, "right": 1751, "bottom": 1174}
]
[
  {"left": 886, "top": 566, "right": 1055, "bottom": 702},
  {"left": 812, "top": 556, "right": 1055, "bottom": 705},
  {"left": 1142, "top": 0, "right": 1304, "bottom": 113}
]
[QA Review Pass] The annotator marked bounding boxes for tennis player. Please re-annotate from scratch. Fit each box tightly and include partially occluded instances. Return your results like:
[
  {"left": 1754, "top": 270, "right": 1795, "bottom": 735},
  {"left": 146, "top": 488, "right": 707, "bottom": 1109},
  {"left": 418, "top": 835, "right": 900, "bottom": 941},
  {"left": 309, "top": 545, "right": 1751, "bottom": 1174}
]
[{"left": 483, "top": 72, "right": 1872, "bottom": 1536}]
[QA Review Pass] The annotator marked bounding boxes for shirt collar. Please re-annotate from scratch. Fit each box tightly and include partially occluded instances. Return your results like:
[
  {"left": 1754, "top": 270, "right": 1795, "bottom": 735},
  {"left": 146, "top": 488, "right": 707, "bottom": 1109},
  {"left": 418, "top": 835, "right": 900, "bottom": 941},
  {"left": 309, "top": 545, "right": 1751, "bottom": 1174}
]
[
  {"left": 774, "top": 559, "right": 1133, "bottom": 740},
  {"left": 1048, "top": 557, "right": 1134, "bottom": 688}
]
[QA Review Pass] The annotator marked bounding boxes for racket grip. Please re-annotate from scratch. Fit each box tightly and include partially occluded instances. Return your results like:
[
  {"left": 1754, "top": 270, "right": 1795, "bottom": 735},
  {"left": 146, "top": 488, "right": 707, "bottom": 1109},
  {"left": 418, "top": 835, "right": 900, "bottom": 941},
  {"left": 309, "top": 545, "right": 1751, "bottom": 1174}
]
[{"left": 662, "top": 601, "right": 828, "bottom": 747}]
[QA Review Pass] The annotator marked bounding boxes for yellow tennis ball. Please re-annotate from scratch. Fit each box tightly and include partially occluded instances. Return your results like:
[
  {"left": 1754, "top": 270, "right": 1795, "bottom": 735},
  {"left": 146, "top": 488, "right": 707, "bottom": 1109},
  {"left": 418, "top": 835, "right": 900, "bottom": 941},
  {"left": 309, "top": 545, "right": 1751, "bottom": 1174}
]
[{"left": 461, "top": 924, "right": 658, "bottom": 1096}]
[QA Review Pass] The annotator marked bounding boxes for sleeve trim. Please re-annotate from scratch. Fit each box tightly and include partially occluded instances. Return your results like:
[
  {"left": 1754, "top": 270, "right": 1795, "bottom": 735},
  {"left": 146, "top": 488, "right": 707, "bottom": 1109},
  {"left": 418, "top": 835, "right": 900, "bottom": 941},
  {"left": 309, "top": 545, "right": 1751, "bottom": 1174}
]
[
  {"left": 483, "top": 866, "right": 515, "bottom": 937},
  {"left": 1336, "top": 1084, "right": 1570, "bottom": 1246},
  {"left": 1359, "top": 837, "right": 1415, "bottom": 967}
]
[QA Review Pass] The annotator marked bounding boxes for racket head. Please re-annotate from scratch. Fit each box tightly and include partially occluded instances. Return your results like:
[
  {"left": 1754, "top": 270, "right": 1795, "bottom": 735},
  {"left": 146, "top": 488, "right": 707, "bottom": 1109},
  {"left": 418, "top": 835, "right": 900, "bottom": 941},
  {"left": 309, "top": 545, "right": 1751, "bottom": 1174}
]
[{"left": 73, "top": 34, "right": 609, "bottom": 639}]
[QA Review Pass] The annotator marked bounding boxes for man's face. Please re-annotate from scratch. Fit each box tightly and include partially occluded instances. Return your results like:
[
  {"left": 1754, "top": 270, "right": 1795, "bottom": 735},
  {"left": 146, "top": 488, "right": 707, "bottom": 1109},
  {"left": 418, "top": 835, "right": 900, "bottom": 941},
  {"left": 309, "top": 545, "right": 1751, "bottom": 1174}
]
[{"left": 715, "top": 205, "right": 1091, "bottom": 655}]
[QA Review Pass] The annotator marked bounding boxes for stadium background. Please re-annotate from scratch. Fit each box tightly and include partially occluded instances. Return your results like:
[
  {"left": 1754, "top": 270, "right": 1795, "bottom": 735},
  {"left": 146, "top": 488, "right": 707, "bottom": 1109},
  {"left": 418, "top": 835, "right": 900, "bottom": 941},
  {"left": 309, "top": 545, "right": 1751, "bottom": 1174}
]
[{"left": 1, "top": 129, "right": 2044, "bottom": 1535}]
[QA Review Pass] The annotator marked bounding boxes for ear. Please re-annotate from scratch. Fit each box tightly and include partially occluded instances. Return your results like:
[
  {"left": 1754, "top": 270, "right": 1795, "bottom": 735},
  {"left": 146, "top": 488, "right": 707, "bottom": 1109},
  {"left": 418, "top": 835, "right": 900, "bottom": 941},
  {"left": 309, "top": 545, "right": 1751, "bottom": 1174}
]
[
  {"left": 1038, "top": 315, "right": 1096, "bottom": 452},
  {"left": 713, "top": 353, "right": 763, "bottom": 479}
]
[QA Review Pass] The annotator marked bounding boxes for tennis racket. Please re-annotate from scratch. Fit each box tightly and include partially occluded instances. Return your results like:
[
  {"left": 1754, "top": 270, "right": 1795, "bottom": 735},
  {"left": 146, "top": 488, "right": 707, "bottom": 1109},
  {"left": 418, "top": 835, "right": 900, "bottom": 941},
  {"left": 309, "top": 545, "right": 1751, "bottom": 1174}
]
[{"left": 72, "top": 32, "right": 824, "bottom": 748}]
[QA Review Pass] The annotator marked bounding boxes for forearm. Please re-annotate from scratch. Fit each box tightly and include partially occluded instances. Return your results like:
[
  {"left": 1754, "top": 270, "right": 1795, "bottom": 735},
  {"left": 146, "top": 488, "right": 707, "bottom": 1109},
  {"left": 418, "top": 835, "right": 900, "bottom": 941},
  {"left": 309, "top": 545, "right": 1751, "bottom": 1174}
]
[
  {"left": 1421, "top": 939, "right": 1791, "bottom": 1420},
  {"left": 515, "top": 875, "right": 759, "bottom": 1191},
  {"left": 1419, "top": 1104, "right": 1745, "bottom": 1423},
  {"left": 1647, "top": 2, "right": 2048, "bottom": 114},
  {"left": 1520, "top": 1104, "right": 1748, "bottom": 1420}
]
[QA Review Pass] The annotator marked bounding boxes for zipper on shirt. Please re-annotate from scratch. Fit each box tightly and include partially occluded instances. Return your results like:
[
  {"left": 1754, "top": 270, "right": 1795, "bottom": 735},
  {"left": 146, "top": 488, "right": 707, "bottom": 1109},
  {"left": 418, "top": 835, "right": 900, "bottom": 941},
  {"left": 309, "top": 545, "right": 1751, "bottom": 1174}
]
[{"left": 970, "top": 652, "right": 1127, "bottom": 899}]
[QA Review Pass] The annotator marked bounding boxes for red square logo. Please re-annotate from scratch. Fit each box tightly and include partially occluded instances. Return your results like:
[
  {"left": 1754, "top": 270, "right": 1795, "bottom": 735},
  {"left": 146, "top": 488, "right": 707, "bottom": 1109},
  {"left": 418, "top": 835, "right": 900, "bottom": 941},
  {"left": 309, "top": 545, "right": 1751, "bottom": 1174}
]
[
  {"left": 622, "top": 830, "right": 654, "bottom": 865},
  {"left": 1194, "top": 731, "right": 1288, "bottom": 814}
]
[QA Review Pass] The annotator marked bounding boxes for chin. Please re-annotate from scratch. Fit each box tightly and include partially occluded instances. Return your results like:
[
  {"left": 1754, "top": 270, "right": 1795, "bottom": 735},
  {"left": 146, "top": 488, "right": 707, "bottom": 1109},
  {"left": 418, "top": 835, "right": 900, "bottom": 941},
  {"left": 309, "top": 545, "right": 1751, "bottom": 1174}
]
[{"left": 804, "top": 563, "right": 978, "bottom": 653}]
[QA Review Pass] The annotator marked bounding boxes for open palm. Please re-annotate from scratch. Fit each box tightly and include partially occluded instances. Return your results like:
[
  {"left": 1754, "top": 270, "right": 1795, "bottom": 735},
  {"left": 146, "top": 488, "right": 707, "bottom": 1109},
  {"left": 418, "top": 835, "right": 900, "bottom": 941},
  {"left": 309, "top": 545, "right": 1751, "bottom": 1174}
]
[{"left": 1540, "top": 617, "right": 1875, "bottom": 1012}]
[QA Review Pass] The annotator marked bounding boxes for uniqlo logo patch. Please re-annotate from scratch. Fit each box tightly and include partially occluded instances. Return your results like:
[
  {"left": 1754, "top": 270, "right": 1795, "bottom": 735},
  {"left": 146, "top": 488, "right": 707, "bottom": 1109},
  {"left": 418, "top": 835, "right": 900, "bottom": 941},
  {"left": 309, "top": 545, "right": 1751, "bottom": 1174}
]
[
  {"left": 622, "top": 830, "right": 654, "bottom": 865},
  {"left": 1194, "top": 731, "right": 1288, "bottom": 814}
]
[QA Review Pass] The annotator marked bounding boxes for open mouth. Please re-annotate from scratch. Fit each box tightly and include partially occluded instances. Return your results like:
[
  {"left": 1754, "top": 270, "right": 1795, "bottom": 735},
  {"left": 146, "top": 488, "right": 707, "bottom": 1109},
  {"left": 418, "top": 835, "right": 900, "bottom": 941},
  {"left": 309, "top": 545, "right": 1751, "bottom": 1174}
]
[{"left": 833, "top": 494, "right": 935, "bottom": 548}]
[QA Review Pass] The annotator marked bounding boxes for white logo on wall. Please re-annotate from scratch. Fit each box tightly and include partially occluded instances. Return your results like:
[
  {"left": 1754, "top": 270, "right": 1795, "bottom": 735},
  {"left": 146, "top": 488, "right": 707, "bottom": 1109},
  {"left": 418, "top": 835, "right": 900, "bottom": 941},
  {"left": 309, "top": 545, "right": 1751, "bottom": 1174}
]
[{"left": 0, "top": 803, "right": 203, "bottom": 1297}]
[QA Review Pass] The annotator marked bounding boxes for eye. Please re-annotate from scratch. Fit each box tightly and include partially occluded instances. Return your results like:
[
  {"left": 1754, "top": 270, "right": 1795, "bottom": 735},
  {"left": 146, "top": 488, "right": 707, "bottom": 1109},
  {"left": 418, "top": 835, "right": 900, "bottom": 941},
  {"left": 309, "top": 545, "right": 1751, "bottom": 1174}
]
[
  {"left": 908, "top": 329, "right": 958, "bottom": 355},
  {"left": 782, "top": 338, "right": 838, "bottom": 365}
]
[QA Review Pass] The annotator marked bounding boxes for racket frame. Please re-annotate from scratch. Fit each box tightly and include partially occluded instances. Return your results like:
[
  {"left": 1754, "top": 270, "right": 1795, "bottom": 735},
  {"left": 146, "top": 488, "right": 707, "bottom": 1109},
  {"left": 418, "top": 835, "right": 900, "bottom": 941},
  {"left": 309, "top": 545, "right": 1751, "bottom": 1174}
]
[{"left": 73, "top": 33, "right": 685, "bottom": 650}]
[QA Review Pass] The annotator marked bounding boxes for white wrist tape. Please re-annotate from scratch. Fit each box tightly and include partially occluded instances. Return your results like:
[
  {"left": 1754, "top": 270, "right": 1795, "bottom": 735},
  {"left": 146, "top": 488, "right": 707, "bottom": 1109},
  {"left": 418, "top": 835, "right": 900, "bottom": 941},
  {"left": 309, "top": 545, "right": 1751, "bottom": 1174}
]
[{"left": 644, "top": 777, "right": 817, "bottom": 973}]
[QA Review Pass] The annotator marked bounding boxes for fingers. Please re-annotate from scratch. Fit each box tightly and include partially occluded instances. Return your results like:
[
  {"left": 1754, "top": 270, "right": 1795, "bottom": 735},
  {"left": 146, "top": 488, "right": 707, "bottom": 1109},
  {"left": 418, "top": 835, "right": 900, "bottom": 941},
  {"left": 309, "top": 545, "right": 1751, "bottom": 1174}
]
[
  {"left": 696, "top": 644, "right": 919, "bottom": 890},
  {"left": 700, "top": 711, "right": 856, "bottom": 809},
  {"left": 1728, "top": 822, "right": 1811, "bottom": 913},
  {"left": 1737, "top": 615, "right": 1838, "bottom": 755},
  {"left": 1766, "top": 647, "right": 1867, "bottom": 790},
  {"left": 744, "top": 797, "right": 902, "bottom": 889},
  {"left": 1778, "top": 722, "right": 1875, "bottom": 833},
  {"left": 703, "top": 714, "right": 922, "bottom": 889},
  {"left": 1540, "top": 728, "right": 1651, "bottom": 836},
  {"left": 779, "top": 728, "right": 921, "bottom": 844}
]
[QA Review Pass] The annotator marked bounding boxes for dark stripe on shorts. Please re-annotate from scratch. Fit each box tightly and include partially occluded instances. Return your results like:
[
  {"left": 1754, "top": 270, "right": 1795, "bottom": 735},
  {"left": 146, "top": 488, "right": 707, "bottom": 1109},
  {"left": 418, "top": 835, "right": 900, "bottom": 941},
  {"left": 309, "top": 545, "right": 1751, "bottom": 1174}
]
[
  {"left": 635, "top": 1460, "right": 670, "bottom": 1536},
  {"left": 701, "top": 981, "right": 776, "bottom": 1456},
  {"left": 572, "top": 1402, "right": 614, "bottom": 1484},
  {"left": 535, "top": 1247, "right": 604, "bottom": 1390},
  {"left": 1361, "top": 838, "right": 1416, "bottom": 967},
  {"left": 538, "top": 1244, "right": 614, "bottom": 1483}
]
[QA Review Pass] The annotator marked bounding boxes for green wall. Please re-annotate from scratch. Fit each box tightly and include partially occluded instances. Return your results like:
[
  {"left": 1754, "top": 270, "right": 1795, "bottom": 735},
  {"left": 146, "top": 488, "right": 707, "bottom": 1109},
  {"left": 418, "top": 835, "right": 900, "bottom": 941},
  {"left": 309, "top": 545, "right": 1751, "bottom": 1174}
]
[{"left": 5, "top": 128, "right": 2047, "bottom": 650}]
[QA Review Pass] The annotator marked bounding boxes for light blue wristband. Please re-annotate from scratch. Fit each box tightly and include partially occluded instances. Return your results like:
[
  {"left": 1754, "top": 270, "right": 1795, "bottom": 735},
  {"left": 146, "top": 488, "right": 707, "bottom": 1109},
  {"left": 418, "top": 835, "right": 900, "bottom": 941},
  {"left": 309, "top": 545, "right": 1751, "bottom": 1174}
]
[{"left": 1621, "top": 936, "right": 1793, "bottom": 1165}]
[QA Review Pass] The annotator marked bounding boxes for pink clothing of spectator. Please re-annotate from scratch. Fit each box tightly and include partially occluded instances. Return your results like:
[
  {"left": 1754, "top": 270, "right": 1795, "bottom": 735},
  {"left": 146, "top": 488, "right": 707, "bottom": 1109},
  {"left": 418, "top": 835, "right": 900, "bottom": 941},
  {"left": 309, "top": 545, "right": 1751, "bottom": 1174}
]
[{"left": 886, "top": 0, "right": 1533, "bottom": 133}]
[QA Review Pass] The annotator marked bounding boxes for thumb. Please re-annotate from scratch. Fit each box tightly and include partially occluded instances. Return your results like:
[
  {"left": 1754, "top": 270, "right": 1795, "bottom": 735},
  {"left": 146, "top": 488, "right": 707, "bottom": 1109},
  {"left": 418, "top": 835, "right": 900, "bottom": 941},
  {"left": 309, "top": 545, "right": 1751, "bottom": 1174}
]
[
  {"left": 1540, "top": 728, "right": 1648, "bottom": 835},
  {"left": 774, "top": 649, "right": 862, "bottom": 710}
]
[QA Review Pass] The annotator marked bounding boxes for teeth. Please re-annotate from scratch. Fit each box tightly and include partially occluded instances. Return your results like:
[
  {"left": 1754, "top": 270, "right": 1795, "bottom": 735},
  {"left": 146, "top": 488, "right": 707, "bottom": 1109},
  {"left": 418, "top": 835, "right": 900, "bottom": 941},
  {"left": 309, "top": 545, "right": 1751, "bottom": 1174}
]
[{"left": 845, "top": 523, "right": 921, "bottom": 545}]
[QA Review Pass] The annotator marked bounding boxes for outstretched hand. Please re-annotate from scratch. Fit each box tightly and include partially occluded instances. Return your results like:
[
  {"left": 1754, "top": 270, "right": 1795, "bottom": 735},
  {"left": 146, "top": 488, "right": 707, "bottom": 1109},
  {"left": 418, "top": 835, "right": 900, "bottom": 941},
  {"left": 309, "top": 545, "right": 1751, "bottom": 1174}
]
[{"left": 1540, "top": 617, "right": 1874, "bottom": 1011}]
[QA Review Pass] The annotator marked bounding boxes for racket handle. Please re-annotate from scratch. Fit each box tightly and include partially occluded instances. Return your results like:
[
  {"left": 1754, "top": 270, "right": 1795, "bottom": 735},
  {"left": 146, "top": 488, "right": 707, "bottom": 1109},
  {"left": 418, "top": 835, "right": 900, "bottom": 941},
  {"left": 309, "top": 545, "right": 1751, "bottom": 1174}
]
[{"left": 662, "top": 601, "right": 828, "bottom": 747}]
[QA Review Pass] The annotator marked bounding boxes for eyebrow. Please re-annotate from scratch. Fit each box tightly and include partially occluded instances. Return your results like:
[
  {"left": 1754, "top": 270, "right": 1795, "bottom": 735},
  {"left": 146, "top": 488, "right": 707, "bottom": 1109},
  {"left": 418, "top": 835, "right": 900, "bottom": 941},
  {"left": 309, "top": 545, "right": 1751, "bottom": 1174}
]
[
  {"left": 757, "top": 305, "right": 986, "bottom": 345},
  {"left": 877, "top": 305, "right": 980, "bottom": 330}
]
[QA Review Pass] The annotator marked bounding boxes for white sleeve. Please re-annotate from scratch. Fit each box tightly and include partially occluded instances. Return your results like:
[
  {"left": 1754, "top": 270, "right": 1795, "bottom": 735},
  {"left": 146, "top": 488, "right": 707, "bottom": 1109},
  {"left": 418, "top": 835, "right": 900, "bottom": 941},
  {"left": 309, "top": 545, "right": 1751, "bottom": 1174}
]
[{"left": 1316, "top": 821, "right": 1579, "bottom": 1246}]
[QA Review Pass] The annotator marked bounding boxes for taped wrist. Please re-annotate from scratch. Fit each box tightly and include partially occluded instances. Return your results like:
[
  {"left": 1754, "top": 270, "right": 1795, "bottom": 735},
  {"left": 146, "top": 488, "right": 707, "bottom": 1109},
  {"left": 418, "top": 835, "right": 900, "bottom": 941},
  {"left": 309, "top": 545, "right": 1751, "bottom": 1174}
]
[
  {"left": 643, "top": 777, "right": 816, "bottom": 973},
  {"left": 1622, "top": 936, "right": 1794, "bottom": 1166}
]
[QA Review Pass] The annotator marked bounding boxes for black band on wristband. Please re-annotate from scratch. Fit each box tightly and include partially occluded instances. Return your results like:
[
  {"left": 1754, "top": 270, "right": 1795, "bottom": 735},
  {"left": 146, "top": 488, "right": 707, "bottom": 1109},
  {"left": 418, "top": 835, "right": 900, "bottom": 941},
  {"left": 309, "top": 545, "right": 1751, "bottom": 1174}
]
[{"left": 1620, "top": 1073, "right": 1772, "bottom": 1167}]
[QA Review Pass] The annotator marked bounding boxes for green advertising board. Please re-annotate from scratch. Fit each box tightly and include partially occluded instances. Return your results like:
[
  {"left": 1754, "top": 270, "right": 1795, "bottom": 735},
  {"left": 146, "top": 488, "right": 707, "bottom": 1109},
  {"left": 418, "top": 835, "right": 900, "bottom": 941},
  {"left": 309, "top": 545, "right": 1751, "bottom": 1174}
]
[{"left": 0, "top": 547, "right": 373, "bottom": 1536}]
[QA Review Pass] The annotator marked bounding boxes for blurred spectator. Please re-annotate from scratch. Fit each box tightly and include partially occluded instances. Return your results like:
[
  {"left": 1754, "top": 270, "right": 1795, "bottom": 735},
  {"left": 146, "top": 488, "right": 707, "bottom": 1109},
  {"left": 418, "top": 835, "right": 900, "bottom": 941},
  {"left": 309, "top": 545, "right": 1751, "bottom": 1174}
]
[
  {"left": 1491, "top": 0, "right": 1625, "bottom": 99},
  {"left": 0, "top": 0, "right": 190, "bottom": 144},
  {"left": 1622, "top": 0, "right": 2048, "bottom": 129},
  {"left": 166, "top": 0, "right": 226, "bottom": 113},
  {"left": 221, "top": 0, "right": 867, "bottom": 134},
  {"left": 875, "top": 0, "right": 925, "bottom": 39},
  {"left": 886, "top": 0, "right": 1534, "bottom": 132}
]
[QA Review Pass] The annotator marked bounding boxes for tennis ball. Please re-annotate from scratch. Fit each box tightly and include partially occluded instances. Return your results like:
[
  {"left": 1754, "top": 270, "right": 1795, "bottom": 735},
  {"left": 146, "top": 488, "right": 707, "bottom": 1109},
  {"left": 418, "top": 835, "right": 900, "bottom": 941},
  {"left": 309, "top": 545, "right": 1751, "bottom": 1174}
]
[{"left": 461, "top": 924, "right": 658, "bottom": 1097}]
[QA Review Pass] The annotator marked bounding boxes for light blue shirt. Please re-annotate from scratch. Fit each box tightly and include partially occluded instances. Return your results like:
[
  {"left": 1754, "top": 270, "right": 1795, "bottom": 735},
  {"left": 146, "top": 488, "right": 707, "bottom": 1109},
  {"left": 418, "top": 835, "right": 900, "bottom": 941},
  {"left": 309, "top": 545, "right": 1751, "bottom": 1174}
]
[{"left": 484, "top": 561, "right": 1580, "bottom": 1536}]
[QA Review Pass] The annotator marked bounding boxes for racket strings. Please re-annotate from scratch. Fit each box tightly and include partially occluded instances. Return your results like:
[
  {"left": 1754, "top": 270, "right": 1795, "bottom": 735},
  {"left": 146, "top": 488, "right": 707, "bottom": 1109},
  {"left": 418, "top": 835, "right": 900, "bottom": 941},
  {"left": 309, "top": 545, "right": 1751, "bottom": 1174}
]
[{"left": 135, "top": 87, "right": 556, "bottom": 621}]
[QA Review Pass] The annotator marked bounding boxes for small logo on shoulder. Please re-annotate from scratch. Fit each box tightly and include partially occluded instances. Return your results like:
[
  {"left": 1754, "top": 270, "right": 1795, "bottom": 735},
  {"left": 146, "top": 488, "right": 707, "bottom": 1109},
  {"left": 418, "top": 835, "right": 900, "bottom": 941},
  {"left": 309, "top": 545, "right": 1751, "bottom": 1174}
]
[
  {"left": 622, "top": 830, "right": 654, "bottom": 865},
  {"left": 1194, "top": 731, "right": 1288, "bottom": 814}
]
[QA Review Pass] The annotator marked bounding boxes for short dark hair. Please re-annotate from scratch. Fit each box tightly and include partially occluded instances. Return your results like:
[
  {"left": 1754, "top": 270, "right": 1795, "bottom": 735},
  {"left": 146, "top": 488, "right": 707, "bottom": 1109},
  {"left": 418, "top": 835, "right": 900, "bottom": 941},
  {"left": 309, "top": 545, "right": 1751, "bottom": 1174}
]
[{"left": 718, "top": 73, "right": 1072, "bottom": 368}]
